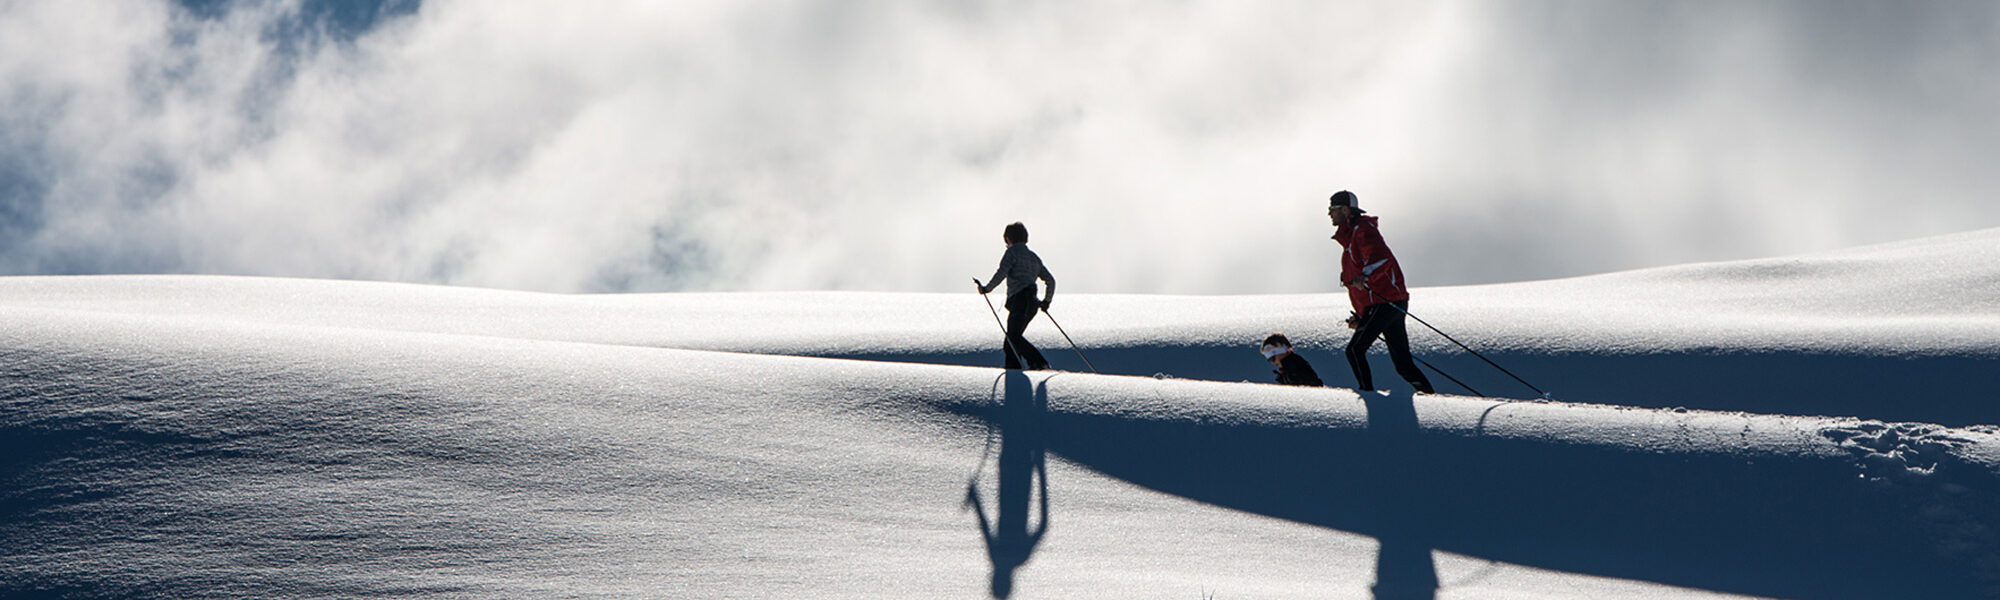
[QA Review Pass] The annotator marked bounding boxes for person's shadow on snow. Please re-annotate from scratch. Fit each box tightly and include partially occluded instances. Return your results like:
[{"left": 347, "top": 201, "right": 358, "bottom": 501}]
[
  {"left": 1361, "top": 389, "right": 1439, "bottom": 600},
  {"left": 965, "top": 371, "right": 1050, "bottom": 599}
]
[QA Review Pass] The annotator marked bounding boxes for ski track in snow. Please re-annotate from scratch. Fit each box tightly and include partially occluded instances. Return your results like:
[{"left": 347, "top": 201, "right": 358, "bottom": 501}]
[{"left": 3, "top": 229, "right": 2000, "bottom": 599}]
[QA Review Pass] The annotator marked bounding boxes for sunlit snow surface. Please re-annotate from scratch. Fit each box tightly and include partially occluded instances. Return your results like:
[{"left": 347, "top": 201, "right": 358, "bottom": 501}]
[{"left": 4, "top": 230, "right": 1998, "bottom": 599}]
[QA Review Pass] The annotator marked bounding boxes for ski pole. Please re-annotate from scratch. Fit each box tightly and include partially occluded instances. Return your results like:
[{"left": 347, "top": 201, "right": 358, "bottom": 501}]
[
  {"left": 1359, "top": 282, "right": 1549, "bottom": 399},
  {"left": 1348, "top": 296, "right": 1481, "bottom": 396},
  {"left": 1410, "top": 354, "right": 1482, "bottom": 397},
  {"left": 974, "top": 278, "right": 1025, "bottom": 369},
  {"left": 1039, "top": 307, "right": 1099, "bottom": 374}
]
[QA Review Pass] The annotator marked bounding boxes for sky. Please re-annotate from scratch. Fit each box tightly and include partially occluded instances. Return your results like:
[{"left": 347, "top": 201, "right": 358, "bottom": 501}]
[{"left": 2, "top": 0, "right": 1997, "bottom": 294}]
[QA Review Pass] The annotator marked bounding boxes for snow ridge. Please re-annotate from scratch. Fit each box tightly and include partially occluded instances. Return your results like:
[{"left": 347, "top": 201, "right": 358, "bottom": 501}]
[
  {"left": 1822, "top": 421, "right": 2000, "bottom": 596},
  {"left": 5, "top": 228, "right": 2000, "bottom": 599}
]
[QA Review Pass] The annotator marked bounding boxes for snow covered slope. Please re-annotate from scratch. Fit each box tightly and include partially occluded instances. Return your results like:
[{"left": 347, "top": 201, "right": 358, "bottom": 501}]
[
  {"left": 7, "top": 228, "right": 1993, "bottom": 423},
  {"left": 4, "top": 229, "right": 1999, "bottom": 599}
]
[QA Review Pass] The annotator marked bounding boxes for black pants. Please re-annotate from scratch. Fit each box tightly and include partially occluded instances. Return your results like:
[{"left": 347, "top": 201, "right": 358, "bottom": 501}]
[
  {"left": 1346, "top": 301, "right": 1434, "bottom": 393},
  {"left": 1003, "top": 290, "right": 1049, "bottom": 370}
]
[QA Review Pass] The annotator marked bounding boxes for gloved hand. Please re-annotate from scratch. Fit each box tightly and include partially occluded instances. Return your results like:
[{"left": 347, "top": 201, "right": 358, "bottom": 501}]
[
  {"left": 1039, "top": 298, "right": 1052, "bottom": 311},
  {"left": 1345, "top": 311, "right": 1360, "bottom": 330}
]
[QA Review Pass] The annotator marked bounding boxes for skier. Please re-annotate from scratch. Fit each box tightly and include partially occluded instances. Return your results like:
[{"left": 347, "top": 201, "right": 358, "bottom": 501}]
[
  {"left": 1261, "top": 333, "right": 1324, "bottom": 387},
  {"left": 1329, "top": 190, "right": 1435, "bottom": 394},
  {"left": 976, "top": 222, "right": 1055, "bottom": 371}
]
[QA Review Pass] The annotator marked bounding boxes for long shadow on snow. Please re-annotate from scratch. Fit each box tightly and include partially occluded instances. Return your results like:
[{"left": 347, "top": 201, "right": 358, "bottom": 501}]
[
  {"left": 956, "top": 373, "right": 1461, "bottom": 599},
  {"left": 953, "top": 382, "right": 1991, "bottom": 600},
  {"left": 963, "top": 371, "right": 1051, "bottom": 599}
]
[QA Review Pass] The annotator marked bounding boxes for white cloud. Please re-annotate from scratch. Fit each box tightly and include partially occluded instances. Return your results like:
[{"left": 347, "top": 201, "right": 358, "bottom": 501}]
[{"left": 3, "top": 0, "right": 1998, "bottom": 293}]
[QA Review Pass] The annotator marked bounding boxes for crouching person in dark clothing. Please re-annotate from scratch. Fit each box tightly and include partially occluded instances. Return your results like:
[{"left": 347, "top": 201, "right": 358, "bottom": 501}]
[
  {"left": 1262, "top": 333, "right": 1324, "bottom": 387},
  {"left": 977, "top": 222, "right": 1054, "bottom": 371}
]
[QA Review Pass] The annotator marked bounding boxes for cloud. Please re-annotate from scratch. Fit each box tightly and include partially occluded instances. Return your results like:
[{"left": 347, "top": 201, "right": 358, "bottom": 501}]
[
  {"left": 3, "top": 0, "right": 1998, "bottom": 293},
  {"left": 1389, "top": 1, "right": 2000, "bottom": 284}
]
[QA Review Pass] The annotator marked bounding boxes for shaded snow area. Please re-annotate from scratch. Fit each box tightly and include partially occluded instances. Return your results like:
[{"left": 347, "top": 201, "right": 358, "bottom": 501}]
[{"left": 4, "top": 229, "right": 1999, "bottom": 599}]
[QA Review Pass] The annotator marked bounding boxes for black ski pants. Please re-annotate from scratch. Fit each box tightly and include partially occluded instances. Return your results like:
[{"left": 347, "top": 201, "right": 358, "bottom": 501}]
[
  {"left": 1003, "top": 290, "right": 1050, "bottom": 370},
  {"left": 1346, "top": 300, "right": 1434, "bottom": 393}
]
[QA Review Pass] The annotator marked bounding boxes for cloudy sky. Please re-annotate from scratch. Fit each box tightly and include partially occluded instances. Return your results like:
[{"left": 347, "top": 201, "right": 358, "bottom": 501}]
[{"left": 3, "top": 0, "right": 1997, "bottom": 294}]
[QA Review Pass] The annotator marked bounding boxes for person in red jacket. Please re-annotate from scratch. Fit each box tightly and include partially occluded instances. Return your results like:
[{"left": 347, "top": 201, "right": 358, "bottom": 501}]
[{"left": 1330, "top": 190, "right": 1435, "bottom": 394}]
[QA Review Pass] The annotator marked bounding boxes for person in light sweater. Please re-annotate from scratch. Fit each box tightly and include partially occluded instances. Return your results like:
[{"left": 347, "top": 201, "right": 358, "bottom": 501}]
[{"left": 976, "top": 222, "right": 1055, "bottom": 371}]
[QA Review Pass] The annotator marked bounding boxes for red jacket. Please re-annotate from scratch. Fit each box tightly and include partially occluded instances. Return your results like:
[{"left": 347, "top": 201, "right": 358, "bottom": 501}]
[{"left": 1334, "top": 215, "right": 1409, "bottom": 311}]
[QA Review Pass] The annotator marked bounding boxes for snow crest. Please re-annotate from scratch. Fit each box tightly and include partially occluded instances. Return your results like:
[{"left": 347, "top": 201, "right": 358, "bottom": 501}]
[
  {"left": 6, "top": 228, "right": 2000, "bottom": 599},
  {"left": 1823, "top": 421, "right": 2000, "bottom": 596}
]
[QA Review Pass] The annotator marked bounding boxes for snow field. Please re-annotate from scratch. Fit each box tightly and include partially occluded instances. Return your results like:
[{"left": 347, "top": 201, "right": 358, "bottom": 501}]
[{"left": 5, "top": 228, "right": 2000, "bottom": 598}]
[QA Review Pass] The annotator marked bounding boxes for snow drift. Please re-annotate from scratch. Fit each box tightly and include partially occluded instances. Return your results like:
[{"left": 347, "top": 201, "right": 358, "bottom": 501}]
[{"left": 4, "top": 229, "right": 1999, "bottom": 599}]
